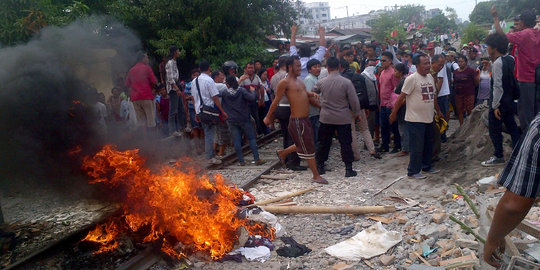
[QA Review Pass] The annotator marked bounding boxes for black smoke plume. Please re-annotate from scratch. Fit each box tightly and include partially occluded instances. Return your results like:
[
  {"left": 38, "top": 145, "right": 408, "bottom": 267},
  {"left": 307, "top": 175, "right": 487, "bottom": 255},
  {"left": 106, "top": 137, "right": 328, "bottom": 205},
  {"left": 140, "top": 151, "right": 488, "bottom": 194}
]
[{"left": 0, "top": 17, "right": 141, "bottom": 190}]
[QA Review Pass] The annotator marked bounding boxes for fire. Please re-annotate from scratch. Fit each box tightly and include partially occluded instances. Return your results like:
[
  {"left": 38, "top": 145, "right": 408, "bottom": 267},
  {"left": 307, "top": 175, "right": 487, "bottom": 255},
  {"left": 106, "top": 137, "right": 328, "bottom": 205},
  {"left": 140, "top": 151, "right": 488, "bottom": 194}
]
[{"left": 81, "top": 145, "right": 272, "bottom": 259}]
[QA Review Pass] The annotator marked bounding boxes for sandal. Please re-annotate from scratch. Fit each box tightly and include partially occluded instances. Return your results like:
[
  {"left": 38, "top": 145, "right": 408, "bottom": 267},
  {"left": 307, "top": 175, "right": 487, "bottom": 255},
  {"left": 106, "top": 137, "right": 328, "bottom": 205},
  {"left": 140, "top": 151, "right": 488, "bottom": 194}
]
[{"left": 312, "top": 178, "right": 329, "bottom": 184}]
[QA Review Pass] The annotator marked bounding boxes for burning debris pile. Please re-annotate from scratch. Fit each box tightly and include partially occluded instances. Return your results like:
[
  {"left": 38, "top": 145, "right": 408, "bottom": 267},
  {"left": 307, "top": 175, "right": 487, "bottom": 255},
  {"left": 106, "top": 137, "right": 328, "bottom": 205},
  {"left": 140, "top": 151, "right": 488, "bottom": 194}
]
[{"left": 81, "top": 145, "right": 279, "bottom": 260}]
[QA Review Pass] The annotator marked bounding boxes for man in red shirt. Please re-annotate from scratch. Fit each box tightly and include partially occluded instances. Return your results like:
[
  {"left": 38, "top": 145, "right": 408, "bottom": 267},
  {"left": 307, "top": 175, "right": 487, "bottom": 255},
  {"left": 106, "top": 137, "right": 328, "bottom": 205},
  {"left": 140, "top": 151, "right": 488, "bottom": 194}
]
[
  {"left": 125, "top": 51, "right": 158, "bottom": 135},
  {"left": 378, "top": 51, "right": 401, "bottom": 153},
  {"left": 266, "top": 57, "right": 279, "bottom": 81},
  {"left": 492, "top": 7, "right": 540, "bottom": 132}
]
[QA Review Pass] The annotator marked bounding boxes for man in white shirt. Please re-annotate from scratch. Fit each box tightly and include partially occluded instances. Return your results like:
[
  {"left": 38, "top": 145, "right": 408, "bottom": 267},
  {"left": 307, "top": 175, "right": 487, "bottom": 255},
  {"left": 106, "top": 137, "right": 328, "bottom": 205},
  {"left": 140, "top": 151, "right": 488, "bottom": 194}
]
[
  {"left": 434, "top": 54, "right": 451, "bottom": 141},
  {"left": 390, "top": 54, "right": 440, "bottom": 179},
  {"left": 192, "top": 61, "right": 228, "bottom": 164},
  {"left": 290, "top": 24, "right": 326, "bottom": 80}
]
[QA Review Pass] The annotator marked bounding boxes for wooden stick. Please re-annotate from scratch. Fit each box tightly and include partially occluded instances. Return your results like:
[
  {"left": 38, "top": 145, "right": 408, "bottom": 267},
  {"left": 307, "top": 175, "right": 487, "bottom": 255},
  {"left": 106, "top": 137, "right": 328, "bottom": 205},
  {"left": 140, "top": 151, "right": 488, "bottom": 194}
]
[
  {"left": 260, "top": 175, "right": 288, "bottom": 180},
  {"left": 449, "top": 215, "right": 486, "bottom": 243},
  {"left": 414, "top": 251, "right": 432, "bottom": 266},
  {"left": 454, "top": 183, "right": 480, "bottom": 218},
  {"left": 252, "top": 187, "right": 315, "bottom": 206},
  {"left": 261, "top": 205, "right": 396, "bottom": 214},
  {"left": 373, "top": 176, "right": 406, "bottom": 196}
]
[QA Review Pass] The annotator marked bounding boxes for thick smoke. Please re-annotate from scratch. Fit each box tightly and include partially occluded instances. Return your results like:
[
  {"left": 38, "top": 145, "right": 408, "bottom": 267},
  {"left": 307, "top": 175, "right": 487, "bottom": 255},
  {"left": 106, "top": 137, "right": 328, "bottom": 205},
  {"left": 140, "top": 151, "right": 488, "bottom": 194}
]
[{"left": 0, "top": 17, "right": 141, "bottom": 190}]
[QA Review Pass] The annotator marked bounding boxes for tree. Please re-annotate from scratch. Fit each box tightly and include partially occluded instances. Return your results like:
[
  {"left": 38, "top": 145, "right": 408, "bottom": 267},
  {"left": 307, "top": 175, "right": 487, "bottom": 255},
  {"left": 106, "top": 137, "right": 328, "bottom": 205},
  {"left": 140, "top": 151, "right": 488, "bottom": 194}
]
[
  {"left": 425, "top": 13, "right": 457, "bottom": 34},
  {"left": 367, "top": 13, "right": 403, "bottom": 42},
  {"left": 462, "top": 22, "right": 488, "bottom": 43},
  {"left": 469, "top": 0, "right": 510, "bottom": 24},
  {"left": 107, "top": 0, "right": 301, "bottom": 73},
  {"left": 0, "top": 0, "right": 90, "bottom": 46},
  {"left": 397, "top": 4, "right": 425, "bottom": 25},
  {"left": 445, "top": 7, "right": 458, "bottom": 23}
]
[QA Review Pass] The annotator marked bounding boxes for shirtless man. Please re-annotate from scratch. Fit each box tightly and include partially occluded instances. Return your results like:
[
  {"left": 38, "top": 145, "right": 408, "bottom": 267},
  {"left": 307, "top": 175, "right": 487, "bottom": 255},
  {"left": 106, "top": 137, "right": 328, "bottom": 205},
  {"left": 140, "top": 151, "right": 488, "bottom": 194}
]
[{"left": 264, "top": 56, "right": 327, "bottom": 184}]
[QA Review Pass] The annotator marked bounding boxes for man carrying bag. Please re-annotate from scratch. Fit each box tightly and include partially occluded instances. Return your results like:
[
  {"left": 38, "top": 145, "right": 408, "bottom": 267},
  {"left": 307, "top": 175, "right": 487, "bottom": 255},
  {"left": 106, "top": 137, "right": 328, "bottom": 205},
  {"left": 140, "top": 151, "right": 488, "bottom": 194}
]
[{"left": 192, "top": 60, "right": 228, "bottom": 164}]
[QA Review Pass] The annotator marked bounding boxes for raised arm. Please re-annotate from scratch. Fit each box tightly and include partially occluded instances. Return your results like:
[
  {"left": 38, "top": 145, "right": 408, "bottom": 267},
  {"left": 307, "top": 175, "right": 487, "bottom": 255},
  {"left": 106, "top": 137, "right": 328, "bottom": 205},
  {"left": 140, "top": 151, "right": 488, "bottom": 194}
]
[
  {"left": 291, "top": 24, "right": 297, "bottom": 48},
  {"left": 318, "top": 25, "right": 326, "bottom": 47},
  {"left": 491, "top": 6, "right": 505, "bottom": 35}
]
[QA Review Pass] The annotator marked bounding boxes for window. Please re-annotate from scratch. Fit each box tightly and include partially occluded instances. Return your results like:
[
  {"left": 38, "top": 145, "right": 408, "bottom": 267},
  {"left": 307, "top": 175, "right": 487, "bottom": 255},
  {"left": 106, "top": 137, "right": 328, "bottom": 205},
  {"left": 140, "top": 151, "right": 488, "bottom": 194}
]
[{"left": 322, "top": 14, "right": 326, "bottom": 17}]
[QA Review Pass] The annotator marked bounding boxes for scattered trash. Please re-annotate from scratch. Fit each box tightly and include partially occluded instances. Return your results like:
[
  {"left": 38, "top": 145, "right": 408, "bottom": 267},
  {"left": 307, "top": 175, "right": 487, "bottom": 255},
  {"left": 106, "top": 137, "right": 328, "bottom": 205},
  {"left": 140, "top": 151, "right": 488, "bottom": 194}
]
[
  {"left": 217, "top": 253, "right": 243, "bottom": 263},
  {"left": 236, "top": 246, "right": 271, "bottom": 262},
  {"left": 330, "top": 224, "right": 355, "bottom": 235},
  {"left": 421, "top": 241, "right": 438, "bottom": 257},
  {"left": 242, "top": 207, "right": 285, "bottom": 237},
  {"left": 244, "top": 235, "right": 274, "bottom": 250},
  {"left": 324, "top": 222, "right": 402, "bottom": 260},
  {"left": 276, "top": 237, "right": 311, "bottom": 257}
]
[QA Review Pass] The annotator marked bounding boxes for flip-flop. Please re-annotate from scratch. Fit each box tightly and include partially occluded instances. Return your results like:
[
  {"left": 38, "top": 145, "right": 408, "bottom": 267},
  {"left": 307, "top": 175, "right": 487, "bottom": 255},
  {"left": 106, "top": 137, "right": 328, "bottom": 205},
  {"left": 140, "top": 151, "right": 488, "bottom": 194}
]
[
  {"left": 312, "top": 178, "right": 329, "bottom": 184},
  {"left": 275, "top": 150, "right": 285, "bottom": 166}
]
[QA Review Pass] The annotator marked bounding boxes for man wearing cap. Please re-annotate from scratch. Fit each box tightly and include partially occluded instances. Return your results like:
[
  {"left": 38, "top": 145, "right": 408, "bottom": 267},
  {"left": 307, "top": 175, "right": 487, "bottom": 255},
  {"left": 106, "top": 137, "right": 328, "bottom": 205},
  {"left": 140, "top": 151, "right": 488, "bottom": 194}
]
[{"left": 492, "top": 7, "right": 540, "bottom": 132}]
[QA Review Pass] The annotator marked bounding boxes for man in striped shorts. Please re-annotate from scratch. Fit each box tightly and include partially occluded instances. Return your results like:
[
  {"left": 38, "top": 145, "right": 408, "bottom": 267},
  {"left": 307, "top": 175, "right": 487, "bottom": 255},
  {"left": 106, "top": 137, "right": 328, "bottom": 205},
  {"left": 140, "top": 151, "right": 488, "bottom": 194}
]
[{"left": 484, "top": 114, "right": 540, "bottom": 267}]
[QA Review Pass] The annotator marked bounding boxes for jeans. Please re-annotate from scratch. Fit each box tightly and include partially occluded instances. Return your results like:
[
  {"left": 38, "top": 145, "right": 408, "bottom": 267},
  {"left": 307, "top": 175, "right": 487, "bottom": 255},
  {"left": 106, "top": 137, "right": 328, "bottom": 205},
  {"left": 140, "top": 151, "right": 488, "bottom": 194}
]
[
  {"left": 407, "top": 121, "right": 434, "bottom": 176},
  {"left": 398, "top": 120, "right": 409, "bottom": 152},
  {"left": 317, "top": 122, "right": 354, "bottom": 165},
  {"left": 438, "top": 95, "right": 450, "bottom": 117},
  {"left": 229, "top": 121, "right": 259, "bottom": 163},
  {"left": 201, "top": 122, "right": 216, "bottom": 160},
  {"left": 309, "top": 115, "right": 320, "bottom": 148},
  {"left": 489, "top": 106, "right": 521, "bottom": 158},
  {"left": 518, "top": 82, "right": 539, "bottom": 133},
  {"left": 168, "top": 90, "right": 186, "bottom": 135},
  {"left": 380, "top": 106, "right": 401, "bottom": 151}
]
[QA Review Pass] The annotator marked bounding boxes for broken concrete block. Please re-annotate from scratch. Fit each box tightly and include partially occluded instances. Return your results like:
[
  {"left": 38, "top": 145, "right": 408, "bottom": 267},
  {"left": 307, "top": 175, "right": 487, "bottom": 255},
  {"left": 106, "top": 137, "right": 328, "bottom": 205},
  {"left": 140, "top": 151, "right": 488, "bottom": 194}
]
[
  {"left": 456, "top": 239, "right": 479, "bottom": 250},
  {"left": 406, "top": 264, "right": 444, "bottom": 270},
  {"left": 477, "top": 176, "right": 497, "bottom": 192},
  {"left": 431, "top": 212, "right": 446, "bottom": 224},
  {"left": 397, "top": 215, "right": 409, "bottom": 224},
  {"left": 379, "top": 254, "right": 395, "bottom": 266}
]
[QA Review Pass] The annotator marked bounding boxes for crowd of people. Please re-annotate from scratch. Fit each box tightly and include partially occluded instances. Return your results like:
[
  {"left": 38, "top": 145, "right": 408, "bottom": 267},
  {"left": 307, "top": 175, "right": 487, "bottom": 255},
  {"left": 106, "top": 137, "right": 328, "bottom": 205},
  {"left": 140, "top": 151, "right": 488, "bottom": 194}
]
[{"left": 86, "top": 6, "right": 540, "bottom": 268}]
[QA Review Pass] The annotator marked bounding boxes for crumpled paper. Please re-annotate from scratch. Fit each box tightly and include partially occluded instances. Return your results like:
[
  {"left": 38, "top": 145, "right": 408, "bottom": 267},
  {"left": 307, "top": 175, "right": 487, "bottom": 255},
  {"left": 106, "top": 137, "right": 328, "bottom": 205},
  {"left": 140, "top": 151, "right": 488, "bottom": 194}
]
[
  {"left": 325, "top": 222, "right": 402, "bottom": 260},
  {"left": 236, "top": 246, "right": 271, "bottom": 262}
]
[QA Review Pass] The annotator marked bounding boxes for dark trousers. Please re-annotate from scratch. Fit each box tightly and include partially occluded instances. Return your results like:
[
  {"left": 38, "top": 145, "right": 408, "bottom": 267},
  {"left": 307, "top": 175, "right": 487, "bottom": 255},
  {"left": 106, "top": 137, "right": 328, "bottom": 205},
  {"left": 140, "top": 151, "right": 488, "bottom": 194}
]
[
  {"left": 257, "top": 105, "right": 269, "bottom": 135},
  {"left": 168, "top": 90, "right": 186, "bottom": 135},
  {"left": 489, "top": 107, "right": 521, "bottom": 158},
  {"left": 310, "top": 115, "right": 320, "bottom": 149},
  {"left": 275, "top": 106, "right": 300, "bottom": 166},
  {"left": 316, "top": 122, "right": 354, "bottom": 165},
  {"left": 380, "top": 106, "right": 401, "bottom": 151},
  {"left": 249, "top": 103, "right": 264, "bottom": 135},
  {"left": 407, "top": 121, "right": 434, "bottom": 176},
  {"left": 518, "top": 82, "right": 539, "bottom": 133}
]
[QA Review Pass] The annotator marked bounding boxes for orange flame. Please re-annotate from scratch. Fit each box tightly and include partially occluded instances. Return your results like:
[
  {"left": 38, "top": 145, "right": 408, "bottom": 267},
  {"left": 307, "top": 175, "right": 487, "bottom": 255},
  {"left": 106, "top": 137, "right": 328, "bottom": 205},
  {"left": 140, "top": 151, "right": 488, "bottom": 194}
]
[{"left": 81, "top": 145, "right": 271, "bottom": 259}]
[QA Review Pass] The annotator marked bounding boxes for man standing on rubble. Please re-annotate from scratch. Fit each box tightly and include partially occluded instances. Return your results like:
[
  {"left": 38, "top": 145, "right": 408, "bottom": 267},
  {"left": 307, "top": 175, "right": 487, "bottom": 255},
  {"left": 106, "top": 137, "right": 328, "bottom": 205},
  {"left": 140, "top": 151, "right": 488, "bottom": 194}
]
[
  {"left": 390, "top": 54, "right": 439, "bottom": 179},
  {"left": 484, "top": 113, "right": 540, "bottom": 267}
]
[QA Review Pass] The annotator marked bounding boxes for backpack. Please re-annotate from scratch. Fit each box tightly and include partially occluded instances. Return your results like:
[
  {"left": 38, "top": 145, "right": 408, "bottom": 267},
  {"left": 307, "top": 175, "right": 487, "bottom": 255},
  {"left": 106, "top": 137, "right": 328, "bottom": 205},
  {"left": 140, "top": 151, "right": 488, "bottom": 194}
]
[
  {"left": 342, "top": 70, "right": 369, "bottom": 109},
  {"left": 501, "top": 55, "right": 520, "bottom": 100}
]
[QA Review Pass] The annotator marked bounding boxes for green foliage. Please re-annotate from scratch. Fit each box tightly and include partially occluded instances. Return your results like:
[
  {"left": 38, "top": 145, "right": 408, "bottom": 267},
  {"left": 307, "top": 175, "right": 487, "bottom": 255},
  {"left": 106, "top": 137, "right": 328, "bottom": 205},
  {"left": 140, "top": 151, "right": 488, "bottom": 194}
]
[
  {"left": 397, "top": 4, "right": 425, "bottom": 25},
  {"left": 425, "top": 13, "right": 457, "bottom": 33},
  {"left": 368, "top": 13, "right": 402, "bottom": 42},
  {"left": 469, "top": 0, "right": 511, "bottom": 24},
  {"left": 462, "top": 23, "right": 488, "bottom": 43},
  {"left": 508, "top": 0, "right": 540, "bottom": 16},
  {"left": 107, "top": 0, "right": 299, "bottom": 68},
  {"left": 0, "top": 0, "right": 90, "bottom": 46}
]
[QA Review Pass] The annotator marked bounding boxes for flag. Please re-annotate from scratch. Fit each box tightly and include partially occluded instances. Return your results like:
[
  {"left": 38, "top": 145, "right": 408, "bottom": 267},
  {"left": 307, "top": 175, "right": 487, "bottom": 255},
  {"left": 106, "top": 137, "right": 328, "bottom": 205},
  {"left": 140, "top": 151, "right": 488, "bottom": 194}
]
[{"left": 391, "top": 29, "right": 398, "bottom": 37}]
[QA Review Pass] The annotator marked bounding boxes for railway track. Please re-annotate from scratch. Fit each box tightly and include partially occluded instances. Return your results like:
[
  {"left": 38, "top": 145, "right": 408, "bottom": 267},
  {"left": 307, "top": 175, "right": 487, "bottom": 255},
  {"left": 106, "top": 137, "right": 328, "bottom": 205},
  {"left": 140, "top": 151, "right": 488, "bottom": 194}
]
[{"left": 4, "top": 129, "right": 284, "bottom": 270}]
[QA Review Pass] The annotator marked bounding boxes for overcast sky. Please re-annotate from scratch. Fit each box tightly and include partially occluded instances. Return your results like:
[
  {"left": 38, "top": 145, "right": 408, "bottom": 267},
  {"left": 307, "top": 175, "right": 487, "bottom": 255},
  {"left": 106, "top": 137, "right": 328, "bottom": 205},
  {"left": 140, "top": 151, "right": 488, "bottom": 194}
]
[{"left": 303, "top": 0, "right": 488, "bottom": 22}]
